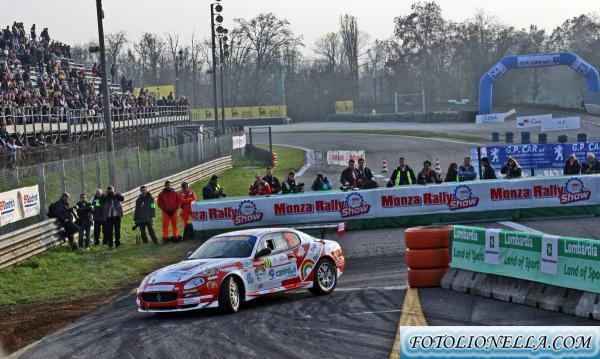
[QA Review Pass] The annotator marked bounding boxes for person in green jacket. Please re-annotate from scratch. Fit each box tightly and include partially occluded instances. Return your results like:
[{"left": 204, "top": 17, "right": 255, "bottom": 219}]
[{"left": 134, "top": 185, "right": 158, "bottom": 244}]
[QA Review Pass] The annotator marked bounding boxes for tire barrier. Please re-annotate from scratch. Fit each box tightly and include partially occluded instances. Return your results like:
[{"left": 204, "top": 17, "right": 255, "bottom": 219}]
[
  {"left": 505, "top": 132, "right": 514, "bottom": 143},
  {"left": 577, "top": 133, "right": 588, "bottom": 142},
  {"left": 491, "top": 132, "right": 500, "bottom": 143},
  {"left": 538, "top": 133, "right": 547, "bottom": 144},
  {"left": 558, "top": 134, "right": 568, "bottom": 143},
  {"left": 404, "top": 225, "right": 452, "bottom": 288},
  {"left": 272, "top": 152, "right": 279, "bottom": 167},
  {"left": 520, "top": 132, "right": 530, "bottom": 144}
]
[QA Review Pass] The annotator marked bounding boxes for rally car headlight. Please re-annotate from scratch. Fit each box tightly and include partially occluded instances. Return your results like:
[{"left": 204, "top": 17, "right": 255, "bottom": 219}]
[
  {"left": 137, "top": 275, "right": 151, "bottom": 293},
  {"left": 184, "top": 277, "right": 205, "bottom": 290}
]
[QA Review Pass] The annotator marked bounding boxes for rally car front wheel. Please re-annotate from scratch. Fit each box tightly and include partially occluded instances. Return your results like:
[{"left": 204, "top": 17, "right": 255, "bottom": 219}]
[
  {"left": 219, "top": 276, "right": 242, "bottom": 313},
  {"left": 310, "top": 259, "right": 337, "bottom": 295}
]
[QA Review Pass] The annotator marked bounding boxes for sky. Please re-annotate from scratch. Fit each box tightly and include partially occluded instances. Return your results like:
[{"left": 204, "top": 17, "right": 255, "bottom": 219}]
[{"left": 1, "top": 0, "right": 598, "bottom": 50}]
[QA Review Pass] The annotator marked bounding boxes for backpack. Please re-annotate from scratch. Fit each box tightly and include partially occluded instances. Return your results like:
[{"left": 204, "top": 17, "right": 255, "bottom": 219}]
[{"left": 47, "top": 202, "right": 56, "bottom": 218}]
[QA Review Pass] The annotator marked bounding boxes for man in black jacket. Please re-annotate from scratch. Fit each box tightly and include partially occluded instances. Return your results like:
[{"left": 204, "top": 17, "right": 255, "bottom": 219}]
[
  {"left": 282, "top": 171, "right": 304, "bottom": 194},
  {"left": 91, "top": 189, "right": 105, "bottom": 245},
  {"left": 264, "top": 166, "right": 281, "bottom": 194},
  {"left": 340, "top": 159, "right": 359, "bottom": 188},
  {"left": 481, "top": 157, "right": 497, "bottom": 180},
  {"left": 417, "top": 160, "right": 442, "bottom": 185},
  {"left": 387, "top": 157, "right": 416, "bottom": 187},
  {"left": 581, "top": 153, "right": 600, "bottom": 174},
  {"left": 75, "top": 193, "right": 93, "bottom": 250},
  {"left": 102, "top": 186, "right": 124, "bottom": 249},
  {"left": 357, "top": 158, "right": 378, "bottom": 189},
  {"left": 53, "top": 192, "right": 80, "bottom": 250},
  {"left": 134, "top": 186, "right": 158, "bottom": 244},
  {"left": 203, "top": 175, "right": 226, "bottom": 200}
]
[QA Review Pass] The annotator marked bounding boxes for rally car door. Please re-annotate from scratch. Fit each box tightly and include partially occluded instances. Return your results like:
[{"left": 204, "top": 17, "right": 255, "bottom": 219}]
[{"left": 253, "top": 233, "right": 295, "bottom": 291}]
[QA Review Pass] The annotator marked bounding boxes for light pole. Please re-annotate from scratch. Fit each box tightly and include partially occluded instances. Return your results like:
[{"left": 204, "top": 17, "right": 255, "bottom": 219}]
[
  {"left": 176, "top": 49, "right": 183, "bottom": 97},
  {"left": 95, "top": 0, "right": 115, "bottom": 185},
  {"left": 210, "top": 1, "right": 223, "bottom": 134},
  {"left": 218, "top": 29, "right": 229, "bottom": 134}
]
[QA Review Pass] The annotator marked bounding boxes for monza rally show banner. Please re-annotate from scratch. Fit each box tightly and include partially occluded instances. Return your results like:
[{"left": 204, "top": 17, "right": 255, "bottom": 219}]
[
  {"left": 451, "top": 225, "right": 600, "bottom": 294},
  {"left": 192, "top": 175, "right": 600, "bottom": 232}
]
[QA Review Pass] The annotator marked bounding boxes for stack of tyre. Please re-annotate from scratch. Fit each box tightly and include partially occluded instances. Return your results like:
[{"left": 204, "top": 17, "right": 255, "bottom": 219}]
[{"left": 405, "top": 225, "right": 452, "bottom": 287}]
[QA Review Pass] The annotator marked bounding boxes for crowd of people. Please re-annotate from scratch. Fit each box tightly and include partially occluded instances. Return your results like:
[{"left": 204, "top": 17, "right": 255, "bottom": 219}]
[{"left": 0, "top": 22, "right": 190, "bottom": 151}]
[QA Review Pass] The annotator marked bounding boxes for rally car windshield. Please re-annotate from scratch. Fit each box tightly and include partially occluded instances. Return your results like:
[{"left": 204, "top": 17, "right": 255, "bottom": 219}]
[{"left": 188, "top": 236, "right": 257, "bottom": 259}]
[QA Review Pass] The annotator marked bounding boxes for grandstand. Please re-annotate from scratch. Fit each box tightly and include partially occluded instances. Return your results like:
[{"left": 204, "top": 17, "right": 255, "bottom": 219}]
[{"left": 0, "top": 21, "right": 189, "bottom": 150}]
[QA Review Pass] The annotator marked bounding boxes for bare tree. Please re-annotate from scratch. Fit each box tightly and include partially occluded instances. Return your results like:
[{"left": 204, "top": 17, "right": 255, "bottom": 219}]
[
  {"left": 339, "top": 15, "right": 368, "bottom": 101},
  {"left": 106, "top": 30, "right": 128, "bottom": 71}
]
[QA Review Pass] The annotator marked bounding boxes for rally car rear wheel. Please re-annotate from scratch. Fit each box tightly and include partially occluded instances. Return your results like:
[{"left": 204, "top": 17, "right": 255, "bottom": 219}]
[
  {"left": 219, "top": 276, "right": 241, "bottom": 313},
  {"left": 310, "top": 259, "right": 337, "bottom": 295}
]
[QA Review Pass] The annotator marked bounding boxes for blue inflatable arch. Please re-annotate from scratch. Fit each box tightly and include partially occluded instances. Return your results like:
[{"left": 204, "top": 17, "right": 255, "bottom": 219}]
[{"left": 478, "top": 51, "right": 600, "bottom": 115}]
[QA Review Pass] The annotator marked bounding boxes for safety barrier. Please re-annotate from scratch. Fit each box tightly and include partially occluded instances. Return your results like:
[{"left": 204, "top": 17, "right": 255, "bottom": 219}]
[
  {"left": 441, "top": 225, "right": 600, "bottom": 319},
  {"left": 405, "top": 226, "right": 451, "bottom": 288},
  {"left": 0, "top": 156, "right": 232, "bottom": 270}
]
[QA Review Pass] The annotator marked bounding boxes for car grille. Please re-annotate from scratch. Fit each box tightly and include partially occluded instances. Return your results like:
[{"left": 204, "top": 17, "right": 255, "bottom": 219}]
[{"left": 141, "top": 292, "right": 178, "bottom": 303}]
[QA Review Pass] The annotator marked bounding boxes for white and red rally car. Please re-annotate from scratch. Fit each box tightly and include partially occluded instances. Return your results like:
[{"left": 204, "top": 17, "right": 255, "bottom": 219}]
[{"left": 136, "top": 227, "right": 345, "bottom": 313}]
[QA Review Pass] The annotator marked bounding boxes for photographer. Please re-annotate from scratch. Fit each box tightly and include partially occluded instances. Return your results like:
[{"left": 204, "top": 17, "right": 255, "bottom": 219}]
[
  {"left": 51, "top": 192, "right": 80, "bottom": 250},
  {"left": 264, "top": 166, "right": 281, "bottom": 194},
  {"left": 134, "top": 186, "right": 158, "bottom": 244},
  {"left": 581, "top": 153, "right": 600, "bottom": 174},
  {"left": 311, "top": 172, "right": 332, "bottom": 191},
  {"left": 282, "top": 171, "right": 304, "bottom": 194},
  {"left": 249, "top": 173, "right": 272, "bottom": 196},
  {"left": 501, "top": 156, "right": 522, "bottom": 179},
  {"left": 340, "top": 159, "right": 359, "bottom": 189},
  {"left": 417, "top": 160, "right": 442, "bottom": 185},
  {"left": 481, "top": 157, "right": 498, "bottom": 180},
  {"left": 563, "top": 154, "right": 581, "bottom": 175},
  {"left": 75, "top": 193, "right": 93, "bottom": 250},
  {"left": 91, "top": 189, "right": 105, "bottom": 245},
  {"left": 357, "top": 158, "right": 378, "bottom": 189},
  {"left": 203, "top": 175, "right": 226, "bottom": 200},
  {"left": 102, "top": 186, "right": 124, "bottom": 249}
]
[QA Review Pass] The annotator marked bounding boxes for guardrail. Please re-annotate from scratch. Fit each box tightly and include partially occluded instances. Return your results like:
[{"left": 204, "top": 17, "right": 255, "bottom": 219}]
[{"left": 0, "top": 156, "right": 232, "bottom": 270}]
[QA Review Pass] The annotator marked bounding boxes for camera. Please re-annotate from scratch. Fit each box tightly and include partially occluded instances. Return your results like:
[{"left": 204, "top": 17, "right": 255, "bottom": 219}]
[{"left": 132, "top": 224, "right": 138, "bottom": 231}]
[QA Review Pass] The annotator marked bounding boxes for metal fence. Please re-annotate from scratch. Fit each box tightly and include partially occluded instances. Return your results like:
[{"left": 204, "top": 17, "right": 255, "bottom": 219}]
[
  {"left": 0, "top": 127, "right": 244, "bottom": 236},
  {"left": 1, "top": 105, "right": 190, "bottom": 146}
]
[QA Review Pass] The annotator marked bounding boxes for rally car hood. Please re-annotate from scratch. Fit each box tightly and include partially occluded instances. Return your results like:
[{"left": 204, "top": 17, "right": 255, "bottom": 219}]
[{"left": 146, "top": 258, "right": 239, "bottom": 284}]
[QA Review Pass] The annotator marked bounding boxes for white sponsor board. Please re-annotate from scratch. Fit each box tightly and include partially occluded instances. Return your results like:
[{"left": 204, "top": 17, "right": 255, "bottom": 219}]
[
  {"left": 18, "top": 185, "right": 40, "bottom": 219},
  {"left": 516, "top": 114, "right": 552, "bottom": 128},
  {"left": 232, "top": 135, "right": 246, "bottom": 150},
  {"left": 192, "top": 175, "right": 600, "bottom": 231},
  {"left": 326, "top": 150, "right": 365, "bottom": 166},
  {"left": 0, "top": 189, "right": 20, "bottom": 227},
  {"left": 476, "top": 109, "right": 516, "bottom": 124},
  {"left": 541, "top": 116, "right": 580, "bottom": 132},
  {"left": 517, "top": 54, "right": 560, "bottom": 68}
]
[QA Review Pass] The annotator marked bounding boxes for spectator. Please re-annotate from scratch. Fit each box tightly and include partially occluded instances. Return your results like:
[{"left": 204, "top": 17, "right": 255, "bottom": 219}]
[
  {"left": 501, "top": 157, "right": 522, "bottom": 179},
  {"left": 458, "top": 156, "right": 477, "bottom": 181},
  {"left": 481, "top": 157, "right": 497, "bottom": 180},
  {"left": 357, "top": 158, "right": 377, "bottom": 189},
  {"left": 417, "top": 160, "right": 441, "bottom": 185},
  {"left": 203, "top": 175, "right": 226, "bottom": 200},
  {"left": 34, "top": 133, "right": 48, "bottom": 147},
  {"left": 387, "top": 157, "right": 416, "bottom": 187},
  {"left": 581, "top": 153, "right": 600, "bottom": 174},
  {"left": 249, "top": 173, "right": 272, "bottom": 196},
  {"left": 110, "top": 63, "right": 116, "bottom": 84},
  {"left": 134, "top": 185, "right": 158, "bottom": 244},
  {"left": 563, "top": 154, "right": 581, "bottom": 175},
  {"left": 179, "top": 181, "right": 197, "bottom": 228},
  {"left": 444, "top": 162, "right": 459, "bottom": 182},
  {"left": 340, "top": 159, "right": 359, "bottom": 189},
  {"left": 75, "top": 193, "right": 93, "bottom": 250},
  {"left": 6, "top": 136, "right": 21, "bottom": 151},
  {"left": 102, "top": 186, "right": 124, "bottom": 248},
  {"left": 282, "top": 171, "right": 304, "bottom": 194},
  {"left": 40, "top": 27, "right": 50, "bottom": 42},
  {"left": 30, "top": 24, "right": 36, "bottom": 41},
  {"left": 264, "top": 166, "right": 281, "bottom": 194},
  {"left": 91, "top": 189, "right": 105, "bottom": 245},
  {"left": 0, "top": 123, "right": 9, "bottom": 144},
  {"left": 91, "top": 63, "right": 99, "bottom": 76},
  {"left": 157, "top": 180, "right": 181, "bottom": 243},
  {"left": 311, "top": 172, "right": 332, "bottom": 191},
  {"left": 52, "top": 192, "right": 79, "bottom": 250}
]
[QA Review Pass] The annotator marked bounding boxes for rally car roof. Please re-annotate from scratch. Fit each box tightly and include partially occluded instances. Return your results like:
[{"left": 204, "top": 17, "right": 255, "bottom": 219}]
[{"left": 214, "top": 227, "right": 295, "bottom": 238}]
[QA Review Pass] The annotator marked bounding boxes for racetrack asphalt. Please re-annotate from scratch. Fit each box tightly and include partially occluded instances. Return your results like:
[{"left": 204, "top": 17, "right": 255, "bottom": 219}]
[{"left": 15, "top": 130, "right": 599, "bottom": 358}]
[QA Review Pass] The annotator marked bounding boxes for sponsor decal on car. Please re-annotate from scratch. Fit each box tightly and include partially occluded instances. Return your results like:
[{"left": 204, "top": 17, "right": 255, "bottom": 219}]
[
  {"left": 145, "top": 285, "right": 175, "bottom": 292},
  {"left": 241, "top": 260, "right": 253, "bottom": 269},
  {"left": 300, "top": 260, "right": 315, "bottom": 281},
  {"left": 246, "top": 272, "right": 255, "bottom": 285},
  {"left": 296, "top": 245, "right": 305, "bottom": 257},
  {"left": 181, "top": 297, "right": 201, "bottom": 305},
  {"left": 206, "top": 281, "right": 219, "bottom": 289}
]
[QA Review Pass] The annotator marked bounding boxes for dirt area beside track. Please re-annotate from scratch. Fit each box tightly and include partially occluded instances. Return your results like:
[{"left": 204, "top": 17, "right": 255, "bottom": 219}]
[{"left": 0, "top": 286, "right": 128, "bottom": 354}]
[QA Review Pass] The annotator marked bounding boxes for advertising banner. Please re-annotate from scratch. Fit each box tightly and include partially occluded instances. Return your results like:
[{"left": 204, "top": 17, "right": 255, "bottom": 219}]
[
  {"left": 335, "top": 100, "right": 354, "bottom": 114},
  {"left": 232, "top": 135, "right": 246, "bottom": 150},
  {"left": 192, "top": 175, "right": 600, "bottom": 232},
  {"left": 326, "top": 150, "right": 366, "bottom": 166},
  {"left": 451, "top": 225, "right": 600, "bottom": 294},
  {"left": 517, "top": 54, "right": 560, "bottom": 68},
  {"left": 475, "top": 109, "right": 516, "bottom": 124},
  {"left": 191, "top": 105, "right": 287, "bottom": 120},
  {"left": 541, "top": 116, "right": 581, "bottom": 132},
  {"left": 0, "top": 189, "right": 21, "bottom": 227},
  {"left": 134, "top": 85, "right": 175, "bottom": 98},
  {"left": 18, "top": 185, "right": 40, "bottom": 219},
  {"left": 516, "top": 114, "right": 552, "bottom": 128}
]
